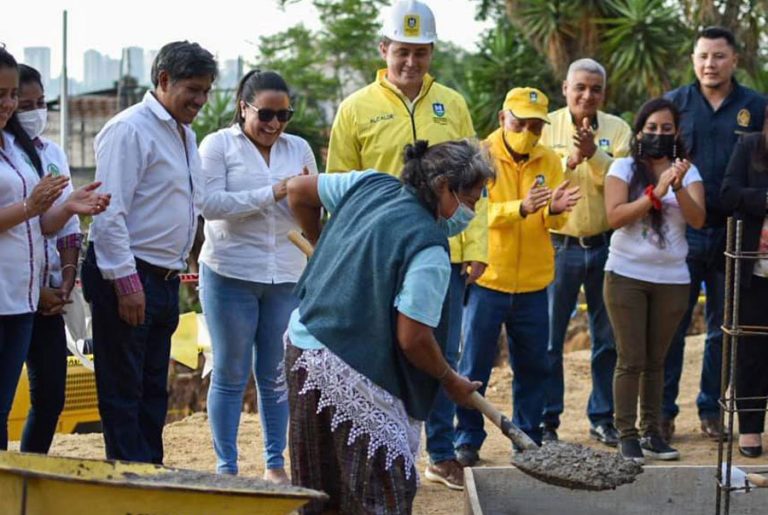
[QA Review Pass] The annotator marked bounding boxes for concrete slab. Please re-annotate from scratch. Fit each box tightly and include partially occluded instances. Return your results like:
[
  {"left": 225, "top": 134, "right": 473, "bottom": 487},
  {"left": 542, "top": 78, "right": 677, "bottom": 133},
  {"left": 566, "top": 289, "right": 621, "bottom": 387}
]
[{"left": 464, "top": 465, "right": 768, "bottom": 515}]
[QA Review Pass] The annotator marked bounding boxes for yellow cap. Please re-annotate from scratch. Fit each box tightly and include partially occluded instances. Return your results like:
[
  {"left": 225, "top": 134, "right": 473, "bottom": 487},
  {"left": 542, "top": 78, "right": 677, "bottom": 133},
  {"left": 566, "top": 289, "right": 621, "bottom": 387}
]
[{"left": 502, "top": 87, "right": 550, "bottom": 123}]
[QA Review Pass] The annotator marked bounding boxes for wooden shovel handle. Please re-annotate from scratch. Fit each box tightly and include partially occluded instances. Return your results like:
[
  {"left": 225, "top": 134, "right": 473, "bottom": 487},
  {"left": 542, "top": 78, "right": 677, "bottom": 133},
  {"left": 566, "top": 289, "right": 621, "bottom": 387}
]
[
  {"left": 469, "top": 391, "right": 539, "bottom": 451},
  {"left": 288, "top": 230, "right": 314, "bottom": 257},
  {"left": 746, "top": 473, "right": 768, "bottom": 487}
]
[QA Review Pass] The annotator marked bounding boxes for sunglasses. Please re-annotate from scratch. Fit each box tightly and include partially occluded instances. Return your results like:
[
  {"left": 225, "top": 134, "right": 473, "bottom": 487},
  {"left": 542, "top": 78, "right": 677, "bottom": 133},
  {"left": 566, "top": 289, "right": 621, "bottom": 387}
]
[{"left": 245, "top": 102, "right": 294, "bottom": 122}]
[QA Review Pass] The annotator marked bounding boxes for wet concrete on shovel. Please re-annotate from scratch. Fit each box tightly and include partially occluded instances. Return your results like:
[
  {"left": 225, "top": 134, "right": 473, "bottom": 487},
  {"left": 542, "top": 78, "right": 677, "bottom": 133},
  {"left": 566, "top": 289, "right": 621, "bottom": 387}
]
[{"left": 512, "top": 442, "right": 643, "bottom": 491}]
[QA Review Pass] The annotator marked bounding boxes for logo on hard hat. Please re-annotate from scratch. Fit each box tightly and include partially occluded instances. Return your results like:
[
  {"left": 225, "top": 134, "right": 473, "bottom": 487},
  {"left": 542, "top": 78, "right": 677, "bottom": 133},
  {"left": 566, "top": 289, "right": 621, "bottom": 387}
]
[
  {"left": 529, "top": 91, "right": 538, "bottom": 103},
  {"left": 403, "top": 14, "right": 420, "bottom": 37},
  {"left": 432, "top": 103, "right": 445, "bottom": 117}
]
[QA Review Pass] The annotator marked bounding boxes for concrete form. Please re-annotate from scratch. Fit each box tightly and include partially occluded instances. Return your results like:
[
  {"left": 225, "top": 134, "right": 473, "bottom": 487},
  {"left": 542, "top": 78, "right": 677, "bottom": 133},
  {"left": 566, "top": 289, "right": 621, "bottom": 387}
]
[{"left": 465, "top": 465, "right": 768, "bottom": 515}]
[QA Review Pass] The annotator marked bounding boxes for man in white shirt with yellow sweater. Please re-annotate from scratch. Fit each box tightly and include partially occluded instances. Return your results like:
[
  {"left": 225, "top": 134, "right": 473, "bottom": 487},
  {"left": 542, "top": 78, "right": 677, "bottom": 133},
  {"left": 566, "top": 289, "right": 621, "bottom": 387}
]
[
  {"left": 539, "top": 58, "right": 632, "bottom": 446},
  {"left": 82, "top": 41, "right": 217, "bottom": 464},
  {"left": 326, "top": 0, "right": 485, "bottom": 490}
]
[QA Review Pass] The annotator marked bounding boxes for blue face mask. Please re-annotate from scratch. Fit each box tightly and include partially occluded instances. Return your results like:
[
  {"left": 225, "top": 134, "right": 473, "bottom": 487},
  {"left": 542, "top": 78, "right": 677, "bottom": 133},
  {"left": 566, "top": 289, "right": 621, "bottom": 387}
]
[{"left": 440, "top": 192, "right": 476, "bottom": 237}]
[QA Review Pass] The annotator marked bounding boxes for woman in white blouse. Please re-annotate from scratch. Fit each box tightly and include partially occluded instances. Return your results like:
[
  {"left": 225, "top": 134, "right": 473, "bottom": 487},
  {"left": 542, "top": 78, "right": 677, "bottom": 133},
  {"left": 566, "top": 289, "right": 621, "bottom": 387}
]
[
  {"left": 15, "top": 64, "right": 84, "bottom": 454},
  {"left": 198, "top": 70, "right": 317, "bottom": 483},
  {"left": 0, "top": 47, "right": 108, "bottom": 451}
]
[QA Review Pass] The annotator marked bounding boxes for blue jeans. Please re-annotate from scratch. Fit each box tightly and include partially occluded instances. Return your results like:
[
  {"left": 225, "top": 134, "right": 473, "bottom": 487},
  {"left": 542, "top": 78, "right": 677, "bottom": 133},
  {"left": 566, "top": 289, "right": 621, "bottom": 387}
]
[
  {"left": 200, "top": 263, "right": 296, "bottom": 474},
  {"left": 663, "top": 226, "right": 724, "bottom": 421},
  {"left": 543, "top": 238, "right": 615, "bottom": 428},
  {"left": 455, "top": 285, "right": 549, "bottom": 450},
  {"left": 425, "top": 264, "right": 464, "bottom": 464},
  {"left": 82, "top": 244, "right": 180, "bottom": 464},
  {"left": 21, "top": 313, "right": 67, "bottom": 453},
  {"left": 0, "top": 313, "right": 35, "bottom": 450}
]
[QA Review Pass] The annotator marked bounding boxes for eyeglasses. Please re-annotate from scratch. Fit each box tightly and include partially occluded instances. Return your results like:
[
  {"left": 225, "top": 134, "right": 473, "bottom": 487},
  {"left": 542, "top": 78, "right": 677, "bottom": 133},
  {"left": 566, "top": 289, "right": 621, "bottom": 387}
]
[{"left": 245, "top": 102, "right": 294, "bottom": 122}]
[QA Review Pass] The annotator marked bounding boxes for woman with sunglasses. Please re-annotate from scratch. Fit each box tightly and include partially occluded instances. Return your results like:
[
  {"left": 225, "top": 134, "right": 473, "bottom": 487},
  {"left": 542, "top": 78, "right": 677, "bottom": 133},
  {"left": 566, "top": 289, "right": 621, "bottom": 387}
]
[{"left": 198, "top": 70, "right": 317, "bottom": 483}]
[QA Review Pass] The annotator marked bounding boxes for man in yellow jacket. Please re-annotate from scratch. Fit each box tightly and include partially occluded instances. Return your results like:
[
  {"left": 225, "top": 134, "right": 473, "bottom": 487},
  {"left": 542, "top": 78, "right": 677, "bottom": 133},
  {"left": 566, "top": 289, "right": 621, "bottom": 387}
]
[
  {"left": 539, "top": 58, "right": 632, "bottom": 447},
  {"left": 454, "top": 88, "right": 581, "bottom": 467},
  {"left": 326, "top": 0, "right": 486, "bottom": 490}
]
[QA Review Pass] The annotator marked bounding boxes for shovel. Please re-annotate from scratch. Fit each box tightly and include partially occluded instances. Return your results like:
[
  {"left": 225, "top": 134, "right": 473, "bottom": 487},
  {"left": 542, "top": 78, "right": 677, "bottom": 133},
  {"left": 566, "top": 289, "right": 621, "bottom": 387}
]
[
  {"left": 287, "top": 230, "right": 641, "bottom": 490},
  {"left": 469, "top": 388, "right": 642, "bottom": 490}
]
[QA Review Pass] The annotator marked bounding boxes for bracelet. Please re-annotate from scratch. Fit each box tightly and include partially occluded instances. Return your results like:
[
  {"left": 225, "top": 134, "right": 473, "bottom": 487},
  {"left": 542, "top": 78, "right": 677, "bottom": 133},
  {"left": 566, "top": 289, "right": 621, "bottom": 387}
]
[
  {"left": 672, "top": 184, "right": 682, "bottom": 193},
  {"left": 61, "top": 264, "right": 77, "bottom": 272},
  {"left": 644, "top": 185, "right": 662, "bottom": 210},
  {"left": 437, "top": 365, "right": 452, "bottom": 382},
  {"left": 22, "top": 199, "right": 30, "bottom": 219}
]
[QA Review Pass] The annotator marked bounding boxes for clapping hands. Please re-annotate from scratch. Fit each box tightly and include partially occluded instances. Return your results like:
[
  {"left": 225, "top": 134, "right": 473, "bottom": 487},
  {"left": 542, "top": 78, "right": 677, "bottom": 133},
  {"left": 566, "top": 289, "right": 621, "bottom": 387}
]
[
  {"left": 567, "top": 117, "right": 597, "bottom": 169},
  {"left": 66, "top": 181, "right": 111, "bottom": 216},
  {"left": 655, "top": 159, "right": 691, "bottom": 198},
  {"left": 27, "top": 174, "right": 69, "bottom": 216},
  {"left": 550, "top": 180, "right": 582, "bottom": 214},
  {"left": 521, "top": 179, "right": 552, "bottom": 217}
]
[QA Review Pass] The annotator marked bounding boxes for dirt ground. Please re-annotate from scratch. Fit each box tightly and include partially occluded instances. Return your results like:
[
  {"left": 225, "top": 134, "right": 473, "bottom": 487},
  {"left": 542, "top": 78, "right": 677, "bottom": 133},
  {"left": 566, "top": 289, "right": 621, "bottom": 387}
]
[{"left": 14, "top": 334, "right": 768, "bottom": 514}]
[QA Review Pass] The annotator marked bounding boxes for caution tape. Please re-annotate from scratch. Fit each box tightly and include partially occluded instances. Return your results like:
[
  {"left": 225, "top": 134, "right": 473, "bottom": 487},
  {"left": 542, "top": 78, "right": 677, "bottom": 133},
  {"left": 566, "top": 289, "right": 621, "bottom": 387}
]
[
  {"left": 576, "top": 294, "right": 706, "bottom": 312},
  {"left": 179, "top": 273, "right": 199, "bottom": 283}
]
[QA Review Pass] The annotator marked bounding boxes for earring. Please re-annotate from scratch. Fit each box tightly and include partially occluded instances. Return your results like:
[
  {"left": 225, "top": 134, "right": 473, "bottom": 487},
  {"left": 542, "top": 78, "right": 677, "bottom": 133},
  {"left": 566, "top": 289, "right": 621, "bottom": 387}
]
[
  {"left": 672, "top": 142, "right": 677, "bottom": 159},
  {"left": 638, "top": 140, "right": 643, "bottom": 157}
]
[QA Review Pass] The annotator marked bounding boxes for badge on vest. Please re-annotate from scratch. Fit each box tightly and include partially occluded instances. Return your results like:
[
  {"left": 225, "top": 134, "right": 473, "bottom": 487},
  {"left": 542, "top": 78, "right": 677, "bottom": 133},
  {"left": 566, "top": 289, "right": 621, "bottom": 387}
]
[
  {"left": 47, "top": 163, "right": 61, "bottom": 176},
  {"left": 432, "top": 102, "right": 446, "bottom": 117},
  {"left": 404, "top": 15, "right": 420, "bottom": 37},
  {"left": 737, "top": 108, "right": 751, "bottom": 128},
  {"left": 598, "top": 138, "right": 610, "bottom": 150}
]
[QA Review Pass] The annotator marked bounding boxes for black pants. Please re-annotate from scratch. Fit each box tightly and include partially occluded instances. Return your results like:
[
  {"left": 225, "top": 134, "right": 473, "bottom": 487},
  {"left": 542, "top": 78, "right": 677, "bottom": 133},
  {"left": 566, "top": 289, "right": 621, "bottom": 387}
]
[
  {"left": 81, "top": 245, "right": 179, "bottom": 464},
  {"left": 20, "top": 313, "right": 67, "bottom": 453},
  {"left": 736, "top": 275, "right": 768, "bottom": 434}
]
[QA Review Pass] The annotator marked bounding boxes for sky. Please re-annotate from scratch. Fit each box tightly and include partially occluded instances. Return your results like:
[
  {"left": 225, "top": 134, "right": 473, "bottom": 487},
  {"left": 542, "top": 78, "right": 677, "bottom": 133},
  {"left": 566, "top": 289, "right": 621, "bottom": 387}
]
[{"left": 2, "top": 0, "right": 494, "bottom": 81}]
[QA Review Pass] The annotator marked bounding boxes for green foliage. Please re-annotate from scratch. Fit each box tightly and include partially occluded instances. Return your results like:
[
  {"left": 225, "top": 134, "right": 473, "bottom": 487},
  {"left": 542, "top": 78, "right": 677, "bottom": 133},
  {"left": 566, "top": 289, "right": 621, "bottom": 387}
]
[
  {"left": 599, "top": 0, "right": 691, "bottom": 108},
  {"left": 500, "top": 0, "right": 768, "bottom": 116},
  {"left": 191, "top": 89, "right": 235, "bottom": 143},
  {"left": 458, "top": 20, "right": 559, "bottom": 138},
  {"left": 431, "top": 42, "right": 471, "bottom": 92},
  {"left": 256, "top": 24, "right": 338, "bottom": 164},
  {"left": 314, "top": 0, "right": 389, "bottom": 100}
]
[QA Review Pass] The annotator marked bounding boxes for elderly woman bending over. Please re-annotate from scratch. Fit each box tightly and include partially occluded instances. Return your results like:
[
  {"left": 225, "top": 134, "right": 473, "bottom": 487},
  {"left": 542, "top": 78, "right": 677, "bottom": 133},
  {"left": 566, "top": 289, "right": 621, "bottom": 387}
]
[{"left": 285, "top": 139, "right": 494, "bottom": 514}]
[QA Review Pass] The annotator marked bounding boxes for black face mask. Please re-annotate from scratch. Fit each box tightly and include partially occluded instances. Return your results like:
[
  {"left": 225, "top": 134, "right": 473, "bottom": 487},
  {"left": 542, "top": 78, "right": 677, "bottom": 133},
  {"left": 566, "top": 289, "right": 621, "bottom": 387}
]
[{"left": 640, "top": 133, "right": 676, "bottom": 159}]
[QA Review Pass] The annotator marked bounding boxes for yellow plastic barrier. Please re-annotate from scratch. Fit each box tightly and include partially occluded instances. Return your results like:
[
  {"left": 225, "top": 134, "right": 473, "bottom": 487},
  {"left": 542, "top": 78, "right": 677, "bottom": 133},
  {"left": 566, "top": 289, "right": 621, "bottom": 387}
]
[{"left": 9, "top": 311, "right": 208, "bottom": 441}]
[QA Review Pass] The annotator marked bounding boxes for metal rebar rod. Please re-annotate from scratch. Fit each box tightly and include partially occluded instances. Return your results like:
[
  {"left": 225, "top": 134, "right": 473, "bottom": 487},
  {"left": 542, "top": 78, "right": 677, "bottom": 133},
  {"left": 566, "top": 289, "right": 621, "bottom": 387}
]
[
  {"left": 725, "top": 220, "right": 745, "bottom": 515},
  {"left": 716, "top": 217, "right": 735, "bottom": 515}
]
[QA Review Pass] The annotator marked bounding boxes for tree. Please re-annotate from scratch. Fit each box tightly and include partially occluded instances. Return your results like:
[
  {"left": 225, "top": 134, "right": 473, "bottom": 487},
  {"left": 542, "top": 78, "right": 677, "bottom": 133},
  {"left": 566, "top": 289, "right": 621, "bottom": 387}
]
[
  {"left": 459, "top": 19, "right": 559, "bottom": 138},
  {"left": 314, "top": 0, "right": 389, "bottom": 101},
  {"left": 599, "top": 0, "right": 690, "bottom": 106},
  {"left": 257, "top": 24, "right": 339, "bottom": 163},
  {"left": 191, "top": 89, "right": 235, "bottom": 144}
]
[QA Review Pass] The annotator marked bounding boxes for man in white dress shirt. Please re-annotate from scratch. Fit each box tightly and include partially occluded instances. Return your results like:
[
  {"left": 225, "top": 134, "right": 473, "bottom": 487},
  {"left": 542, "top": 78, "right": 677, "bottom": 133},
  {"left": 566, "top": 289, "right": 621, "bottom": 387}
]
[{"left": 81, "top": 41, "right": 217, "bottom": 464}]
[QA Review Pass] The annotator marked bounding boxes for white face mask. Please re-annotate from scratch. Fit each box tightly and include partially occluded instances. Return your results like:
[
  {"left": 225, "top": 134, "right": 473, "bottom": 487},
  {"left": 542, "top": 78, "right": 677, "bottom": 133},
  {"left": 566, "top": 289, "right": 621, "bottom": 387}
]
[{"left": 17, "top": 108, "right": 48, "bottom": 139}]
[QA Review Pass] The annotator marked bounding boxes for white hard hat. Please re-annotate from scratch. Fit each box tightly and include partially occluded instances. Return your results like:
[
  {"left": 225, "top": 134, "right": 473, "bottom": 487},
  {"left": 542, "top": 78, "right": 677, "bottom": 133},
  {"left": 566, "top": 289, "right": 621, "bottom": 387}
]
[{"left": 382, "top": 0, "right": 437, "bottom": 44}]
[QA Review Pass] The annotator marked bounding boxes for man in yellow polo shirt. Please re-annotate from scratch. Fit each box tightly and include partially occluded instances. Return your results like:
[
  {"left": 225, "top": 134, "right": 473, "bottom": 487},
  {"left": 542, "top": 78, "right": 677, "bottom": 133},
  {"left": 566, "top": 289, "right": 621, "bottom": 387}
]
[
  {"left": 539, "top": 59, "right": 632, "bottom": 447},
  {"left": 454, "top": 88, "right": 581, "bottom": 467},
  {"left": 326, "top": 0, "right": 486, "bottom": 491}
]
